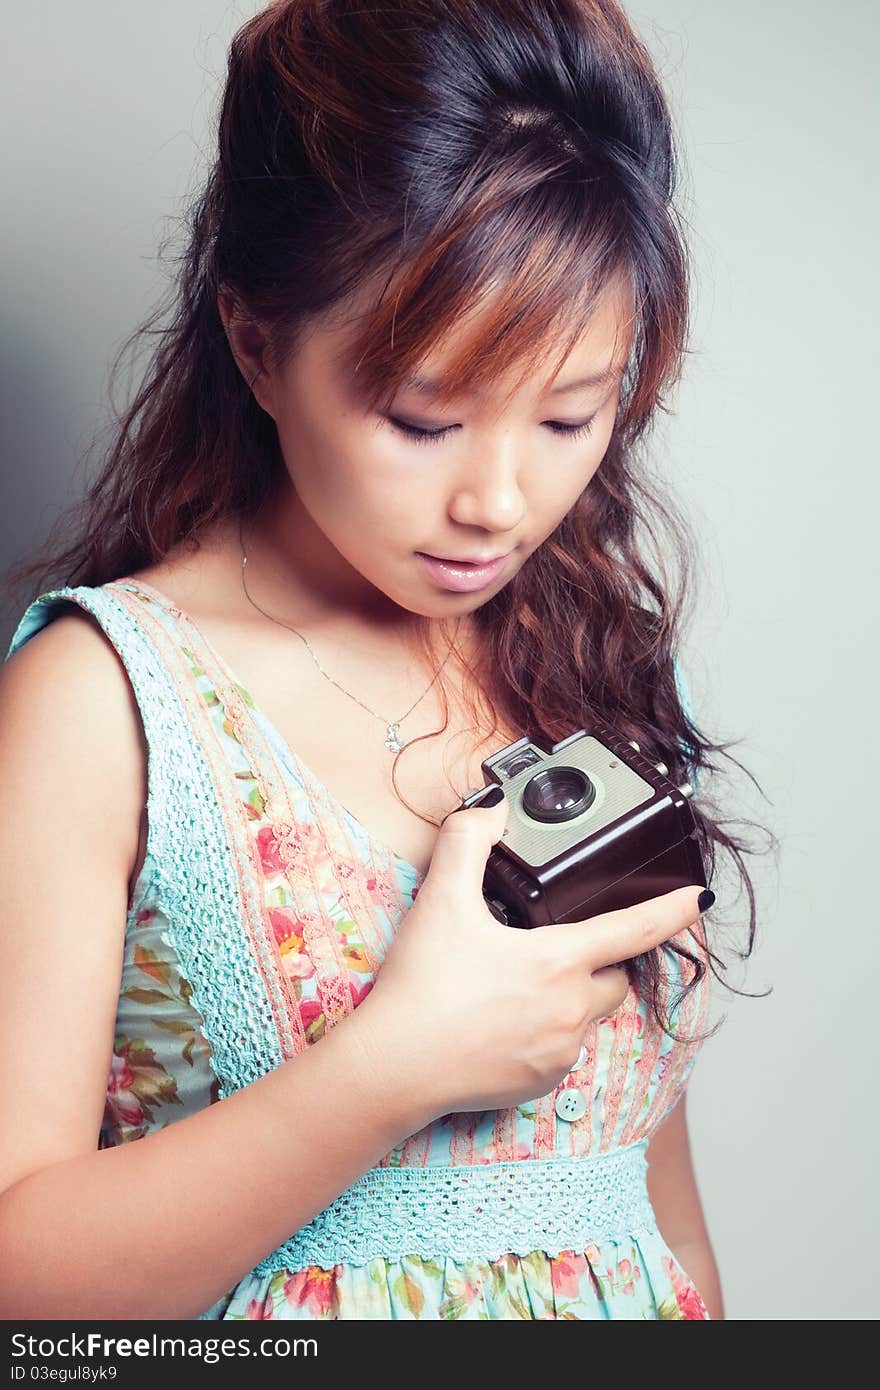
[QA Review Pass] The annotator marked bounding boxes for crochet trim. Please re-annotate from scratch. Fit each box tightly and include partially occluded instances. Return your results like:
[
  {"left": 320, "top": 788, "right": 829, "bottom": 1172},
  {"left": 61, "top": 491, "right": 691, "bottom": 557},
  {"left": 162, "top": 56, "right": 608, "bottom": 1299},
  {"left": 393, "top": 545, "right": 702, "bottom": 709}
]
[
  {"left": 4, "top": 588, "right": 285, "bottom": 1097},
  {"left": 252, "top": 1141, "right": 656, "bottom": 1274}
]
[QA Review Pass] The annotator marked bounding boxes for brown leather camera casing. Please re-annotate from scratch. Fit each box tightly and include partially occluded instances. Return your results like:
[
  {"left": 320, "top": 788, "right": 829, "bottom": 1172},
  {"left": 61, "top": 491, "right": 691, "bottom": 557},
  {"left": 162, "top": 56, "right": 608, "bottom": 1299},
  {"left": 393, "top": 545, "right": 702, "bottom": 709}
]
[{"left": 460, "top": 719, "right": 707, "bottom": 929}]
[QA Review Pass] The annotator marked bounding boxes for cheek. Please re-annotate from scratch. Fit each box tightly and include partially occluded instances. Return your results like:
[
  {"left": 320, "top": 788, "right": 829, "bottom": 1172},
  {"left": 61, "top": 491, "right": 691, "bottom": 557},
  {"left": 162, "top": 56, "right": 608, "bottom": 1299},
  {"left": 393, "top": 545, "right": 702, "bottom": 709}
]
[
  {"left": 528, "top": 447, "right": 604, "bottom": 517},
  {"left": 290, "top": 429, "right": 426, "bottom": 542},
  {"left": 275, "top": 406, "right": 366, "bottom": 507},
  {"left": 578, "top": 449, "right": 606, "bottom": 495}
]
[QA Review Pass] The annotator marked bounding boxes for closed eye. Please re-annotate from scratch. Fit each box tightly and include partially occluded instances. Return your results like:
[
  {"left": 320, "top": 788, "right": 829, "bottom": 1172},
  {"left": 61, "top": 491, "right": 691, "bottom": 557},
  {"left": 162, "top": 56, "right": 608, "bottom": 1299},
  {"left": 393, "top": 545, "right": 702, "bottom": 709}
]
[
  {"left": 387, "top": 417, "right": 596, "bottom": 444},
  {"left": 544, "top": 419, "right": 596, "bottom": 439}
]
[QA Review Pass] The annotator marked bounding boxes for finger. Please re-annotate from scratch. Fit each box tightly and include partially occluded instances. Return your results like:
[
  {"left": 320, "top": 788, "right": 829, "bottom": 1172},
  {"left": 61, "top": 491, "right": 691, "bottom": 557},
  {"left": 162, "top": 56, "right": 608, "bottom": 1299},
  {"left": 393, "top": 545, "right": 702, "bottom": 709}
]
[
  {"left": 557, "top": 885, "right": 707, "bottom": 971},
  {"left": 419, "top": 789, "right": 509, "bottom": 907},
  {"left": 589, "top": 963, "right": 631, "bottom": 1015}
]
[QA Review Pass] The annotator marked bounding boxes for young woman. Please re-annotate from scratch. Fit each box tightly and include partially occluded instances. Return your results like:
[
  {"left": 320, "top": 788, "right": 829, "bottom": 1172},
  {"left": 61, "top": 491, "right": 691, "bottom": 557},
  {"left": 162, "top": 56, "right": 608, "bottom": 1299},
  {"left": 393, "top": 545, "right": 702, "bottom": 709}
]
[{"left": 0, "top": 0, "right": 762, "bottom": 1320}]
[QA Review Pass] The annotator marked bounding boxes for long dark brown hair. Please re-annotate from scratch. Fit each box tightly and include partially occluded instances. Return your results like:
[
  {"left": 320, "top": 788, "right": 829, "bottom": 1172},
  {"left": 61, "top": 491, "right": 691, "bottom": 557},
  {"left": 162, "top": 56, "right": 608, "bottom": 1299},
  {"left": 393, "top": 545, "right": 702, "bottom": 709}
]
[{"left": 4, "top": 0, "right": 775, "bottom": 1040}]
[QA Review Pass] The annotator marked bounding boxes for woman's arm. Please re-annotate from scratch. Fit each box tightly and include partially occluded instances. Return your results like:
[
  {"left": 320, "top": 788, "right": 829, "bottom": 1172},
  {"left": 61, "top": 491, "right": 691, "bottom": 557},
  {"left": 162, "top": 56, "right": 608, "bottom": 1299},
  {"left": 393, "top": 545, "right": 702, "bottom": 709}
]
[
  {"left": 645, "top": 1092, "right": 725, "bottom": 1320},
  {"left": 0, "top": 615, "right": 431, "bottom": 1320}
]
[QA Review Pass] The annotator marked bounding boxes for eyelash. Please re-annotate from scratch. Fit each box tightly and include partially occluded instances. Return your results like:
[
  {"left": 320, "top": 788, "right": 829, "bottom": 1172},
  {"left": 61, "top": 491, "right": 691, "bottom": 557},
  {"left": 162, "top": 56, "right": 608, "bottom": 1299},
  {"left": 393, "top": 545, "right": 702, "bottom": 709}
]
[{"left": 388, "top": 417, "right": 596, "bottom": 445}]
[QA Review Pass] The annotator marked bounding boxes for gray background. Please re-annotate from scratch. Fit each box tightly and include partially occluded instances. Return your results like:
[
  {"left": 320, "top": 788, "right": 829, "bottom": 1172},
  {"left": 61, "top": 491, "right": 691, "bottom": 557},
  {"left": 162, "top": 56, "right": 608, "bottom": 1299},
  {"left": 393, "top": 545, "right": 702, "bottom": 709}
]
[{"left": 2, "top": 2, "right": 877, "bottom": 1318}]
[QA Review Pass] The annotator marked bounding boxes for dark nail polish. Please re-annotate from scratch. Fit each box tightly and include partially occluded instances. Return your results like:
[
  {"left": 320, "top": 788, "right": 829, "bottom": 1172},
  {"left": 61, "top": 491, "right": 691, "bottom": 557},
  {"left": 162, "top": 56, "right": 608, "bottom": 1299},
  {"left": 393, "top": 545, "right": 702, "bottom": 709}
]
[
  {"left": 477, "top": 784, "right": 505, "bottom": 808},
  {"left": 697, "top": 888, "right": 715, "bottom": 913}
]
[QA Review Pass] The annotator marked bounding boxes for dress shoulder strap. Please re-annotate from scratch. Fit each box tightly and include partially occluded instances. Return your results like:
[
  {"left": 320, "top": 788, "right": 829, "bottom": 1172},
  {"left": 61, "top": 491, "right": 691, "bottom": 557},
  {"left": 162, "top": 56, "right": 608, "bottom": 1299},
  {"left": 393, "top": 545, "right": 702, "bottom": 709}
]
[{"left": 4, "top": 583, "right": 287, "bottom": 1095}]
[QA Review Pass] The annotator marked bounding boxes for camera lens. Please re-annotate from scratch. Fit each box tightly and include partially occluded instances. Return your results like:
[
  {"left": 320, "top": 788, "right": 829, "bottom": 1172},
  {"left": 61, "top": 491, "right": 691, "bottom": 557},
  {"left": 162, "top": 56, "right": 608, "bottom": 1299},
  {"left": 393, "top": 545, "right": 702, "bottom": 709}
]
[{"left": 522, "top": 766, "right": 595, "bottom": 823}]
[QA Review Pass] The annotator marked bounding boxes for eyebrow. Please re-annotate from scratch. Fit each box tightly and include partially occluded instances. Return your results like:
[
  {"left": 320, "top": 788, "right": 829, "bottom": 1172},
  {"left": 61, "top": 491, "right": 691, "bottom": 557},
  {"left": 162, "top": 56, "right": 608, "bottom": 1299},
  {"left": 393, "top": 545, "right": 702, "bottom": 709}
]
[
  {"left": 403, "top": 364, "right": 622, "bottom": 397},
  {"left": 547, "top": 366, "right": 622, "bottom": 394}
]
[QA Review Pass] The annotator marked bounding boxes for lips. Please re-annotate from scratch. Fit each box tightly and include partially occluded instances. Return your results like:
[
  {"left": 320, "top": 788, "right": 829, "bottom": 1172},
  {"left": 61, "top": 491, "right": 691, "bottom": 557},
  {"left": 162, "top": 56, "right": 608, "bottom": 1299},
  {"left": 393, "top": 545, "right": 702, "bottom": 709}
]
[
  {"left": 421, "top": 552, "right": 508, "bottom": 565},
  {"left": 416, "top": 551, "right": 511, "bottom": 593}
]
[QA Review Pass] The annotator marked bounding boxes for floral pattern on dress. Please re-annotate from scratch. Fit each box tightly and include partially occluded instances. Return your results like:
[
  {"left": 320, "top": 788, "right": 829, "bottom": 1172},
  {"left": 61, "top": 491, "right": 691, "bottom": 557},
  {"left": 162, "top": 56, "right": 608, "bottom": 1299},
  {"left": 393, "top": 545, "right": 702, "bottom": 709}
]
[
  {"left": 199, "top": 1234, "right": 710, "bottom": 1320},
  {"left": 99, "top": 896, "right": 219, "bottom": 1148}
]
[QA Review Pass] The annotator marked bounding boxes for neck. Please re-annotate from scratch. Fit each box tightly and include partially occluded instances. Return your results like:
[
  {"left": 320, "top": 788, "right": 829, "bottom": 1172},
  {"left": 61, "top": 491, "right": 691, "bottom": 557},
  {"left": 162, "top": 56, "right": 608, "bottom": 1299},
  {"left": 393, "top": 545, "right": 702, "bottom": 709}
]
[{"left": 236, "top": 485, "right": 470, "bottom": 668}]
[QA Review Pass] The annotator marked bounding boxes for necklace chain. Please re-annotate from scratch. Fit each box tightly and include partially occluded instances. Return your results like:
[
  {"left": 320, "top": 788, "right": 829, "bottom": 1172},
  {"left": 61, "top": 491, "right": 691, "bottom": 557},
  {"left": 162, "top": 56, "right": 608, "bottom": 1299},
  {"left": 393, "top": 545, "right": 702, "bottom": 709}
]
[{"left": 237, "top": 517, "right": 459, "bottom": 753}]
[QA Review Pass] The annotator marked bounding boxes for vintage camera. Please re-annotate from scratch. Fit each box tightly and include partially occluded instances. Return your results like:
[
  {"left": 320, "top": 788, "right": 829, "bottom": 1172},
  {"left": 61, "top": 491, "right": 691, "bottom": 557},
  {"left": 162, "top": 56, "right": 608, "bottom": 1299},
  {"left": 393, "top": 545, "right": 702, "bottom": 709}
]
[{"left": 459, "top": 720, "right": 707, "bottom": 928}]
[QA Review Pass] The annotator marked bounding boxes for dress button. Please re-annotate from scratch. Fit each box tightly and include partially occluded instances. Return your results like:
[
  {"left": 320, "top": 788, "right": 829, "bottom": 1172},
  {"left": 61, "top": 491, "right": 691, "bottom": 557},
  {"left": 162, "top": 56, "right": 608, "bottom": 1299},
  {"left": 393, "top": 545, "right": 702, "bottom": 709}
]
[{"left": 555, "top": 1087, "right": 587, "bottom": 1122}]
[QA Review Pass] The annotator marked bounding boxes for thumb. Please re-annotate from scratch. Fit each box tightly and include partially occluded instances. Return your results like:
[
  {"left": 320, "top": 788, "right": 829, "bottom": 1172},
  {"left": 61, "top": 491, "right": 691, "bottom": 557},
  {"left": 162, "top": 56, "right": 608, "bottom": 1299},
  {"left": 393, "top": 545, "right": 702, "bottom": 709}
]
[{"left": 420, "top": 786, "right": 509, "bottom": 910}]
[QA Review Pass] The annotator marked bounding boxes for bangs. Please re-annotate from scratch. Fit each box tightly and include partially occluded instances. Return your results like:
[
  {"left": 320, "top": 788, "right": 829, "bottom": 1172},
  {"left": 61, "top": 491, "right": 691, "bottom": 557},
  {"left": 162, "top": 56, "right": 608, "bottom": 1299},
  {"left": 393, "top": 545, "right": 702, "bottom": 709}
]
[{"left": 334, "top": 189, "right": 640, "bottom": 416}]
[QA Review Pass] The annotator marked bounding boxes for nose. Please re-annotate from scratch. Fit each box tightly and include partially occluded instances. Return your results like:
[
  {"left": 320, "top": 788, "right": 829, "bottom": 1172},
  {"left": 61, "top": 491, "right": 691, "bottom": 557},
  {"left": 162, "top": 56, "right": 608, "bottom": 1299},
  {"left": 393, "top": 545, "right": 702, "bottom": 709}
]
[{"left": 446, "top": 435, "right": 527, "bottom": 536}]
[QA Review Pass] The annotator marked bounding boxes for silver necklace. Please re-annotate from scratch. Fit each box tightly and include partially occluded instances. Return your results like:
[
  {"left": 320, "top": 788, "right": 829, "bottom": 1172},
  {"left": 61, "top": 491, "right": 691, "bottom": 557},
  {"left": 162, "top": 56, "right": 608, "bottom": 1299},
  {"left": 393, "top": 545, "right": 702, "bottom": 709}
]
[{"left": 238, "top": 518, "right": 460, "bottom": 753}]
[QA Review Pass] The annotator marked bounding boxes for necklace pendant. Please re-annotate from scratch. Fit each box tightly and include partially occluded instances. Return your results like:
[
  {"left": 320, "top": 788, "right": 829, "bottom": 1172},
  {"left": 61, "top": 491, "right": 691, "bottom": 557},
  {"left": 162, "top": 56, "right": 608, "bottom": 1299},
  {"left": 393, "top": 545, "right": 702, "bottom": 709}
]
[{"left": 385, "top": 723, "right": 406, "bottom": 753}]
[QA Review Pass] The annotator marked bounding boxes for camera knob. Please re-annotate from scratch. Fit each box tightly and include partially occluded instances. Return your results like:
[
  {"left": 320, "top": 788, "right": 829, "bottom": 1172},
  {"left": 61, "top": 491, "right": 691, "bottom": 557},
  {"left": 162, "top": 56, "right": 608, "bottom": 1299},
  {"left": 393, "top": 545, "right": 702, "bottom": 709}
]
[
  {"left": 628, "top": 739, "right": 640, "bottom": 752},
  {"left": 678, "top": 781, "right": 693, "bottom": 799},
  {"left": 486, "top": 897, "right": 510, "bottom": 925},
  {"left": 655, "top": 762, "right": 669, "bottom": 776}
]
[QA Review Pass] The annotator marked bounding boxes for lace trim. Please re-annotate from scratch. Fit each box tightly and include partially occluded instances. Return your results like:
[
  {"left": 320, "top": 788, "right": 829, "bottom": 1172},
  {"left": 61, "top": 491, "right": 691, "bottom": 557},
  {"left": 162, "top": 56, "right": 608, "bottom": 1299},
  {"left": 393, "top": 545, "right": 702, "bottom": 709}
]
[
  {"left": 252, "top": 1141, "right": 656, "bottom": 1275},
  {"left": 5, "top": 588, "right": 284, "bottom": 1098}
]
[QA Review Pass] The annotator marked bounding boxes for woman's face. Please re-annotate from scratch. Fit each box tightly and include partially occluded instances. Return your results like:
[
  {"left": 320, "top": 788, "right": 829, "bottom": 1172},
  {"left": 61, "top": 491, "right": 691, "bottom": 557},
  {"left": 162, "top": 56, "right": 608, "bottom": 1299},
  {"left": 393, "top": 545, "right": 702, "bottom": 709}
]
[{"left": 231, "top": 278, "right": 634, "bottom": 627}]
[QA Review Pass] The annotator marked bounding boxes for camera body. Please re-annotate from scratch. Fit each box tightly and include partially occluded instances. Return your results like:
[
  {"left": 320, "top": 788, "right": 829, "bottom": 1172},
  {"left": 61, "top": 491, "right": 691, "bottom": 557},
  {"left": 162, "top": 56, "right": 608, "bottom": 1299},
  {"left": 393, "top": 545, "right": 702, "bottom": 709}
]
[{"left": 460, "top": 721, "right": 707, "bottom": 928}]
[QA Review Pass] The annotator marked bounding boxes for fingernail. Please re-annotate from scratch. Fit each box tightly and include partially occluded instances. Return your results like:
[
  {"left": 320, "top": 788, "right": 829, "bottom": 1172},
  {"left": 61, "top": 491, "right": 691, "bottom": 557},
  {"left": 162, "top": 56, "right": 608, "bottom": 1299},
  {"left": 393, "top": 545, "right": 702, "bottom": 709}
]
[
  {"left": 443, "top": 783, "right": 505, "bottom": 823},
  {"left": 697, "top": 888, "right": 715, "bottom": 913}
]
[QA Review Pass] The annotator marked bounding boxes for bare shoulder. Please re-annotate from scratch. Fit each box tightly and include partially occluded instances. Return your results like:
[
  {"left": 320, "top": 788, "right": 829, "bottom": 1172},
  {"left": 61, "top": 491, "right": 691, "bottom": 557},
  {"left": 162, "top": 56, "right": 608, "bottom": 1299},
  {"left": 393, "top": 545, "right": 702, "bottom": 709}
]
[
  {"left": 0, "top": 609, "right": 151, "bottom": 1192},
  {"left": 2, "top": 603, "right": 145, "bottom": 744},
  {"left": 0, "top": 606, "right": 147, "bottom": 883}
]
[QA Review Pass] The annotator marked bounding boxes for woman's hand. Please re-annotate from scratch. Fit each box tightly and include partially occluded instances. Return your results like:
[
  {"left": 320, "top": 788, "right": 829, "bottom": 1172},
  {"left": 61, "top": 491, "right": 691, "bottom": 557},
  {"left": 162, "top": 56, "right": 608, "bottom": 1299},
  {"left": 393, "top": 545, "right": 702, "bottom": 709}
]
[{"left": 351, "top": 788, "right": 708, "bottom": 1118}]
